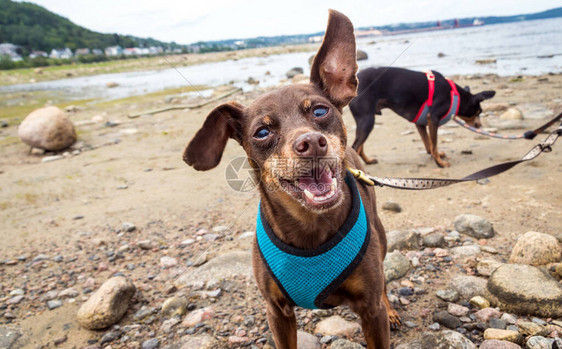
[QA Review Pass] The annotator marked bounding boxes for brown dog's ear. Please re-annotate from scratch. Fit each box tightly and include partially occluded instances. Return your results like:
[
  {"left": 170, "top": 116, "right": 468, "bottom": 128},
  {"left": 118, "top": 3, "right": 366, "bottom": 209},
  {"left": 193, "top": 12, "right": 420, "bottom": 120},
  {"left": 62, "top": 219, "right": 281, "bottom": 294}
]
[
  {"left": 183, "top": 102, "right": 245, "bottom": 171},
  {"left": 310, "top": 9, "right": 358, "bottom": 110}
]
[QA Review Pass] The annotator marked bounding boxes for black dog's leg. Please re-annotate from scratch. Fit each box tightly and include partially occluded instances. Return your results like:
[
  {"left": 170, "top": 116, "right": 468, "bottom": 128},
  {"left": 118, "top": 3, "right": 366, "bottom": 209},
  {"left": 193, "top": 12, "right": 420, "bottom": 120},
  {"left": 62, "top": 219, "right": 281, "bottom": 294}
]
[{"left": 351, "top": 112, "right": 377, "bottom": 164}]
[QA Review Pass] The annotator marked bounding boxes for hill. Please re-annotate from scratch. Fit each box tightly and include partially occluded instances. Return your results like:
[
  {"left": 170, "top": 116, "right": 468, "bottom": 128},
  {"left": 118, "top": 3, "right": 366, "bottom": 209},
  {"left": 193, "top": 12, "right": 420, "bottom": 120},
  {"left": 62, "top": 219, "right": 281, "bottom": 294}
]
[{"left": 0, "top": 0, "right": 183, "bottom": 53}]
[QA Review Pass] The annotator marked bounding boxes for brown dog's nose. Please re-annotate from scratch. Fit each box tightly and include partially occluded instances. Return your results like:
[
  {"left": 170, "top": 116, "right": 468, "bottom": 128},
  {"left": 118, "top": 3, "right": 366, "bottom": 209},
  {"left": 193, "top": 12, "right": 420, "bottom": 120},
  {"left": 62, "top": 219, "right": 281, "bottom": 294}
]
[{"left": 293, "top": 132, "right": 328, "bottom": 157}]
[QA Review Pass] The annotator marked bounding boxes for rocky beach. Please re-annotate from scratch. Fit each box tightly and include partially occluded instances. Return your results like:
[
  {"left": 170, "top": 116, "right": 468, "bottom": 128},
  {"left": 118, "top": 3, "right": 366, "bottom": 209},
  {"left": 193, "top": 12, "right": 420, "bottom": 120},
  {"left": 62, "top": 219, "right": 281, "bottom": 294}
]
[{"left": 0, "top": 56, "right": 561, "bottom": 349}]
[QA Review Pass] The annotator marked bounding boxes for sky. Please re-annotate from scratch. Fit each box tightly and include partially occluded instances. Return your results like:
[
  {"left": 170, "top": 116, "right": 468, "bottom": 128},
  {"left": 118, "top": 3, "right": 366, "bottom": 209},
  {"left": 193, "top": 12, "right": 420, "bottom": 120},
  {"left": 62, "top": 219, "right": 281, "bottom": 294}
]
[{"left": 18, "top": 0, "right": 562, "bottom": 44}]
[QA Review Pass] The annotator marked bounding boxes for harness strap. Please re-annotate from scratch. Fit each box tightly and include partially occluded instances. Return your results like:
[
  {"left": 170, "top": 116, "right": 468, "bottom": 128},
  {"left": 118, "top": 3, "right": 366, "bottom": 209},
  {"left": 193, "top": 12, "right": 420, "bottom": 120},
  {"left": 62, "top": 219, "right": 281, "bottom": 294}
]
[
  {"left": 439, "top": 79, "right": 460, "bottom": 125},
  {"left": 412, "top": 71, "right": 435, "bottom": 125},
  {"left": 350, "top": 121, "right": 561, "bottom": 190}
]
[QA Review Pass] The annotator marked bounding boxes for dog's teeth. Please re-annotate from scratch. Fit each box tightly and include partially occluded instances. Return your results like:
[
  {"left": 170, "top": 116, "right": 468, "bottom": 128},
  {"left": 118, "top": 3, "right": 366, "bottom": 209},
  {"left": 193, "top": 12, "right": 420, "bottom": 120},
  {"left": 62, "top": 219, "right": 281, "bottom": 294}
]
[
  {"left": 331, "top": 177, "right": 337, "bottom": 188},
  {"left": 304, "top": 189, "right": 314, "bottom": 200}
]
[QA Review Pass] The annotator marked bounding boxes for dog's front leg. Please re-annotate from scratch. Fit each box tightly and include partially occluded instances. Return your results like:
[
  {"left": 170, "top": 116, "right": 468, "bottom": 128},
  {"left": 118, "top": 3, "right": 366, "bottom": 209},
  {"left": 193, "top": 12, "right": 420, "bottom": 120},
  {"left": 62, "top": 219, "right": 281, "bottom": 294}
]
[
  {"left": 427, "top": 116, "right": 450, "bottom": 167},
  {"left": 353, "top": 300, "right": 390, "bottom": 349},
  {"left": 266, "top": 302, "right": 297, "bottom": 349},
  {"left": 415, "top": 125, "right": 431, "bottom": 154}
]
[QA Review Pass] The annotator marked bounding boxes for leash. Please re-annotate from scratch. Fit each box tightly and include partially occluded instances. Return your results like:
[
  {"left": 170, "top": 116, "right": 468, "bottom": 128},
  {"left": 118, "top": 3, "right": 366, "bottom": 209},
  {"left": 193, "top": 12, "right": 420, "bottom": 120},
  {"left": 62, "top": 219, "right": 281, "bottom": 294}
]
[
  {"left": 453, "top": 111, "right": 562, "bottom": 140},
  {"left": 348, "top": 121, "right": 562, "bottom": 190}
]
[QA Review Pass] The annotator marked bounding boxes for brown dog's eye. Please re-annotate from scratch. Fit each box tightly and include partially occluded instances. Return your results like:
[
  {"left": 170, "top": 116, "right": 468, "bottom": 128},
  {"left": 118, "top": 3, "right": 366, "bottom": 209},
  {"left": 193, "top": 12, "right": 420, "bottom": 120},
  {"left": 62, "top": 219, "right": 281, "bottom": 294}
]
[
  {"left": 312, "top": 106, "right": 329, "bottom": 118},
  {"left": 253, "top": 127, "right": 271, "bottom": 139}
]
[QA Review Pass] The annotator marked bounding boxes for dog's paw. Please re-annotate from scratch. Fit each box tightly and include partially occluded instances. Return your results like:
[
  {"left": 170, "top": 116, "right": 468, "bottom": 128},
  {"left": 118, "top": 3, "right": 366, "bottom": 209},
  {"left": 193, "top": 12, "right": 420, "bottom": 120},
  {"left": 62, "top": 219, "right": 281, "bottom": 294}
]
[
  {"left": 436, "top": 159, "right": 450, "bottom": 168},
  {"left": 364, "top": 158, "right": 378, "bottom": 165},
  {"left": 388, "top": 309, "right": 402, "bottom": 330},
  {"left": 438, "top": 151, "right": 447, "bottom": 158}
]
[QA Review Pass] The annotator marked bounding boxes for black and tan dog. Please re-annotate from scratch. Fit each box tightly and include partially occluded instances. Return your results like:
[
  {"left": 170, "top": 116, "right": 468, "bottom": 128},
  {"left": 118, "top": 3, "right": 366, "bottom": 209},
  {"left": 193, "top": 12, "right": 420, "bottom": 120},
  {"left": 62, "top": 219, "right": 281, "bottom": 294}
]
[
  {"left": 184, "top": 10, "right": 398, "bottom": 349},
  {"left": 349, "top": 67, "right": 496, "bottom": 167}
]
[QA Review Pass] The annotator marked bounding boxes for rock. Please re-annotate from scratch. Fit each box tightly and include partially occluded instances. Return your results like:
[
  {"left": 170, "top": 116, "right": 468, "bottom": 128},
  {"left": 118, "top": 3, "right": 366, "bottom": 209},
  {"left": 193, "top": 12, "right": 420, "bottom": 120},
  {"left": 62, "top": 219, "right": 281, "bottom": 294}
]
[
  {"left": 489, "top": 318, "right": 507, "bottom": 329},
  {"left": 314, "top": 315, "right": 361, "bottom": 336},
  {"left": 501, "top": 313, "right": 517, "bottom": 325},
  {"left": 106, "top": 82, "right": 118, "bottom": 88},
  {"left": 438, "top": 52, "right": 446, "bottom": 58},
  {"left": 476, "top": 58, "right": 497, "bottom": 64},
  {"left": 59, "top": 288, "right": 79, "bottom": 298},
  {"left": 450, "top": 275, "right": 488, "bottom": 300},
  {"left": 285, "top": 67, "right": 304, "bottom": 79},
  {"left": 474, "top": 308, "right": 501, "bottom": 322},
  {"left": 160, "top": 317, "right": 180, "bottom": 333},
  {"left": 383, "top": 251, "right": 410, "bottom": 281},
  {"left": 77, "top": 276, "right": 136, "bottom": 330},
  {"left": 177, "top": 334, "right": 217, "bottom": 349},
  {"left": 386, "top": 230, "right": 420, "bottom": 251},
  {"left": 509, "top": 231, "right": 561, "bottom": 266},
  {"left": 181, "top": 307, "right": 214, "bottom": 327},
  {"left": 100, "top": 331, "right": 121, "bottom": 345},
  {"left": 517, "top": 321, "right": 549, "bottom": 337},
  {"left": 526, "top": 336, "right": 553, "bottom": 349},
  {"left": 487, "top": 264, "right": 562, "bottom": 317},
  {"left": 454, "top": 214, "right": 495, "bottom": 239},
  {"left": 141, "top": 338, "right": 159, "bottom": 349},
  {"left": 356, "top": 50, "right": 368, "bottom": 61},
  {"left": 500, "top": 108, "right": 524, "bottom": 120},
  {"left": 484, "top": 102, "right": 511, "bottom": 112},
  {"left": 122, "top": 222, "right": 136, "bottom": 232},
  {"left": 451, "top": 245, "right": 481, "bottom": 258},
  {"left": 448, "top": 303, "right": 469, "bottom": 317},
  {"left": 160, "top": 256, "right": 177, "bottom": 268},
  {"left": 423, "top": 233, "right": 446, "bottom": 247},
  {"left": 0, "top": 327, "right": 22, "bottom": 349},
  {"left": 18, "top": 106, "right": 77, "bottom": 151},
  {"left": 179, "top": 238, "right": 195, "bottom": 246},
  {"left": 176, "top": 251, "right": 251, "bottom": 285},
  {"left": 470, "top": 296, "right": 491, "bottom": 309},
  {"left": 296, "top": 331, "right": 321, "bottom": 349},
  {"left": 479, "top": 340, "right": 522, "bottom": 349},
  {"left": 419, "top": 330, "right": 476, "bottom": 349},
  {"left": 433, "top": 310, "right": 462, "bottom": 329},
  {"left": 137, "top": 240, "right": 153, "bottom": 250},
  {"left": 161, "top": 296, "right": 188, "bottom": 317},
  {"left": 47, "top": 300, "right": 62, "bottom": 310},
  {"left": 382, "top": 201, "right": 402, "bottom": 213},
  {"left": 477, "top": 259, "right": 503, "bottom": 276},
  {"left": 41, "top": 155, "right": 64, "bottom": 162},
  {"left": 483, "top": 329, "right": 523, "bottom": 344},
  {"left": 436, "top": 289, "right": 460, "bottom": 302},
  {"left": 330, "top": 339, "right": 363, "bottom": 349}
]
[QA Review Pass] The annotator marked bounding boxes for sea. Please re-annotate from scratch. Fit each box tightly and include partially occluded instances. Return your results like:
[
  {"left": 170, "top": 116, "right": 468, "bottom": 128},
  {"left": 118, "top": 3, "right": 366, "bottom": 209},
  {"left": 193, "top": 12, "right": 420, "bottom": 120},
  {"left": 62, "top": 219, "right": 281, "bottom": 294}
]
[{"left": 1, "top": 17, "right": 561, "bottom": 103}]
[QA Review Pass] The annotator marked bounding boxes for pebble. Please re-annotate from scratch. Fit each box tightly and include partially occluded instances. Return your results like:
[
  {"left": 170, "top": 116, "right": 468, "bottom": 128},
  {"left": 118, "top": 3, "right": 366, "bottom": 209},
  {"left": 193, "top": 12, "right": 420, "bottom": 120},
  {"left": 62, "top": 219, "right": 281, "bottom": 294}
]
[
  {"left": 436, "top": 289, "right": 460, "bottom": 302},
  {"left": 474, "top": 308, "right": 501, "bottom": 322},
  {"left": 47, "top": 300, "right": 62, "bottom": 310},
  {"left": 526, "top": 336, "right": 552, "bottom": 349},
  {"left": 8, "top": 296, "right": 24, "bottom": 304},
  {"left": 428, "top": 322, "right": 440, "bottom": 331},
  {"left": 181, "top": 307, "right": 215, "bottom": 327},
  {"left": 100, "top": 331, "right": 121, "bottom": 345},
  {"left": 454, "top": 214, "right": 495, "bottom": 239},
  {"left": 489, "top": 318, "right": 507, "bottom": 329},
  {"left": 451, "top": 245, "right": 481, "bottom": 258},
  {"left": 423, "top": 233, "right": 446, "bottom": 247},
  {"left": 330, "top": 339, "right": 363, "bottom": 348},
  {"left": 517, "top": 321, "right": 549, "bottom": 337},
  {"left": 137, "top": 240, "right": 153, "bottom": 250},
  {"left": 501, "top": 313, "right": 517, "bottom": 325},
  {"left": 160, "top": 256, "right": 177, "bottom": 268},
  {"left": 383, "top": 251, "right": 410, "bottom": 281},
  {"left": 470, "top": 296, "right": 491, "bottom": 309},
  {"left": 483, "top": 328, "right": 523, "bottom": 344},
  {"left": 179, "top": 239, "right": 195, "bottom": 246},
  {"left": 433, "top": 310, "right": 462, "bottom": 329},
  {"left": 314, "top": 315, "right": 361, "bottom": 336},
  {"left": 450, "top": 275, "right": 487, "bottom": 300},
  {"left": 448, "top": 303, "right": 469, "bottom": 317},
  {"left": 479, "top": 339, "right": 522, "bottom": 349},
  {"left": 161, "top": 296, "right": 188, "bottom": 317},
  {"left": 141, "top": 338, "right": 159, "bottom": 349},
  {"left": 122, "top": 222, "right": 136, "bottom": 232},
  {"left": 382, "top": 201, "right": 402, "bottom": 213}
]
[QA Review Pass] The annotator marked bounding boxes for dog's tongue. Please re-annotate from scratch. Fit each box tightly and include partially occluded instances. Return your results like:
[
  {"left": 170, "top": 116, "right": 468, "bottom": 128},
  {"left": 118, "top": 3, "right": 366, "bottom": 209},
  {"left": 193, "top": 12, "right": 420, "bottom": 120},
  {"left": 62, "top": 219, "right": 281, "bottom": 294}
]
[{"left": 298, "top": 168, "right": 333, "bottom": 195}]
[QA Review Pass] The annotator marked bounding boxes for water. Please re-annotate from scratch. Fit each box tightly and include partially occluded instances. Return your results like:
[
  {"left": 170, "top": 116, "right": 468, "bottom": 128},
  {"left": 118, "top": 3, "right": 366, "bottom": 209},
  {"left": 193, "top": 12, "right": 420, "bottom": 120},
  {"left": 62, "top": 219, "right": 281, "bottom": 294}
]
[{"left": 1, "top": 18, "right": 561, "bottom": 103}]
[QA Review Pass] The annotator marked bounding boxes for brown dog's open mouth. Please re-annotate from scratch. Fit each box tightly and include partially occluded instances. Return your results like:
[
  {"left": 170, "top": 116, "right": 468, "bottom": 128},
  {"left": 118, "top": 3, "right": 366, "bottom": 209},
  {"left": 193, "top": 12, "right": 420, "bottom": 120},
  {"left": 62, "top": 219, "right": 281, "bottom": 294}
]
[{"left": 278, "top": 164, "right": 343, "bottom": 210}]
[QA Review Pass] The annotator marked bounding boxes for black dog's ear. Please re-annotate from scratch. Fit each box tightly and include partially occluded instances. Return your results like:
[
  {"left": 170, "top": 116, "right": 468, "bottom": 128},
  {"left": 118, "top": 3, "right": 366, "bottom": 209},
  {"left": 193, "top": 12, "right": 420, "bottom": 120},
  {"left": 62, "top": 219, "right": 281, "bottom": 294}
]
[
  {"left": 464, "top": 86, "right": 471, "bottom": 92},
  {"left": 183, "top": 102, "right": 245, "bottom": 171},
  {"left": 310, "top": 9, "right": 358, "bottom": 110},
  {"left": 475, "top": 90, "right": 496, "bottom": 102}
]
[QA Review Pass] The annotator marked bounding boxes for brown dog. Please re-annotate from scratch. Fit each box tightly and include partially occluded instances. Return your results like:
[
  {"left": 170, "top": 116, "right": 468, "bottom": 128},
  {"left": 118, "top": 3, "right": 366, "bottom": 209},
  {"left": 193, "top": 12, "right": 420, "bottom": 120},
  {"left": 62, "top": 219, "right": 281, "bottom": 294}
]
[{"left": 184, "top": 10, "right": 399, "bottom": 349}]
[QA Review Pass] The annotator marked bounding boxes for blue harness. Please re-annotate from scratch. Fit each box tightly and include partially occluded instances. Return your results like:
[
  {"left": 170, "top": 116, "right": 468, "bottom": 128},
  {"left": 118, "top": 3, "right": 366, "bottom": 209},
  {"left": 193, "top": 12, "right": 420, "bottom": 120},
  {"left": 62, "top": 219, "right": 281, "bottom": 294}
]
[{"left": 256, "top": 172, "right": 370, "bottom": 309}]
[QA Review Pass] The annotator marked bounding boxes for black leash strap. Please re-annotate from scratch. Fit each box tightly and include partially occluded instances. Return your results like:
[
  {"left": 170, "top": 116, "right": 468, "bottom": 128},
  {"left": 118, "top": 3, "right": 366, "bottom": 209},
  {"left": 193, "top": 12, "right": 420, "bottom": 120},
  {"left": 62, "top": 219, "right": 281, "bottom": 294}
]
[
  {"left": 352, "top": 121, "right": 561, "bottom": 190},
  {"left": 453, "top": 112, "right": 562, "bottom": 140}
]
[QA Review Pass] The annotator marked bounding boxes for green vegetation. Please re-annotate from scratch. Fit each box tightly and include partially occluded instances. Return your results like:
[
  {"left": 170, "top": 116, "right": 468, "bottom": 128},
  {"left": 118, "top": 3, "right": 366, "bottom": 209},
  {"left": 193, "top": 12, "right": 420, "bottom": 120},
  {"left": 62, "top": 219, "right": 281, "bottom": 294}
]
[{"left": 0, "top": 0, "right": 182, "bottom": 52}]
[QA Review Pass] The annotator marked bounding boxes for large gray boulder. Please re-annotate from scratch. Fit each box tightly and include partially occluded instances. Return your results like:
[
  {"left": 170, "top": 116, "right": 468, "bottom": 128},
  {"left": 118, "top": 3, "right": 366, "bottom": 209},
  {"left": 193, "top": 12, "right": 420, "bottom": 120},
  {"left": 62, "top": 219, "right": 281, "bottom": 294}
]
[
  {"left": 76, "top": 276, "right": 136, "bottom": 330},
  {"left": 454, "top": 214, "right": 495, "bottom": 239},
  {"left": 487, "top": 264, "right": 562, "bottom": 318},
  {"left": 18, "top": 106, "right": 76, "bottom": 151}
]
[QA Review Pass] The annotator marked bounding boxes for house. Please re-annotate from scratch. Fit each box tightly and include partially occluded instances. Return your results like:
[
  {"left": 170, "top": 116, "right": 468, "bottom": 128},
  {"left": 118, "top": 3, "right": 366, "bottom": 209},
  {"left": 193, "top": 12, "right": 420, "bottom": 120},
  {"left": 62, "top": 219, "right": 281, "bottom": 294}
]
[
  {"left": 29, "top": 51, "right": 48, "bottom": 59},
  {"left": 92, "top": 49, "right": 103, "bottom": 56},
  {"left": 50, "top": 48, "right": 73, "bottom": 59},
  {"left": 0, "top": 43, "right": 23, "bottom": 61},
  {"left": 75, "top": 48, "right": 90, "bottom": 56},
  {"left": 105, "top": 46, "right": 122, "bottom": 56}
]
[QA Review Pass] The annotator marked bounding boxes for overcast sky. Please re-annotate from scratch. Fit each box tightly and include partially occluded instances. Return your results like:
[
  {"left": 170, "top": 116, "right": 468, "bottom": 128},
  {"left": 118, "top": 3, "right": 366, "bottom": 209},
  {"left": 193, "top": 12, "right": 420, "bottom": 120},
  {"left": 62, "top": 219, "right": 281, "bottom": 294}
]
[{"left": 18, "top": 0, "right": 562, "bottom": 44}]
